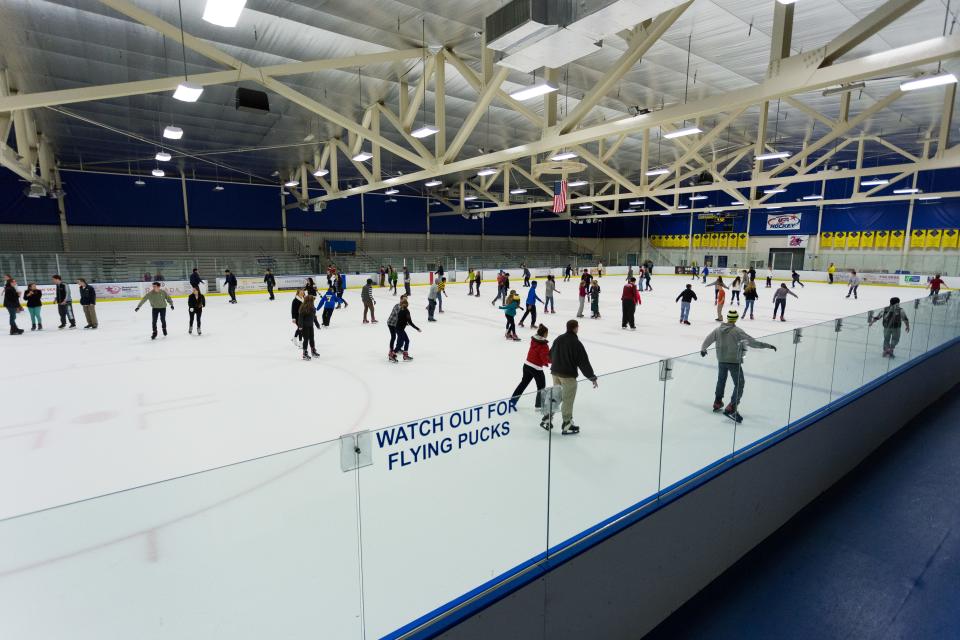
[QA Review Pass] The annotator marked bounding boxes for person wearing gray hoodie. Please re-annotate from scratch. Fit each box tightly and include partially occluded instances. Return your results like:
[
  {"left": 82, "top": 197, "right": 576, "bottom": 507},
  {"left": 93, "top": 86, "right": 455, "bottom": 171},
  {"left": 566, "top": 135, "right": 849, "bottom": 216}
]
[
  {"left": 700, "top": 309, "right": 777, "bottom": 423},
  {"left": 135, "top": 282, "right": 174, "bottom": 339}
]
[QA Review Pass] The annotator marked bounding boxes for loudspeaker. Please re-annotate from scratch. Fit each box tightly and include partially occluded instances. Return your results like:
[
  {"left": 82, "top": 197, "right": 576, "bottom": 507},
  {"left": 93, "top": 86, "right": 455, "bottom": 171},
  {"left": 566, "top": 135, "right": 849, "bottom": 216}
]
[{"left": 235, "top": 87, "right": 270, "bottom": 113}]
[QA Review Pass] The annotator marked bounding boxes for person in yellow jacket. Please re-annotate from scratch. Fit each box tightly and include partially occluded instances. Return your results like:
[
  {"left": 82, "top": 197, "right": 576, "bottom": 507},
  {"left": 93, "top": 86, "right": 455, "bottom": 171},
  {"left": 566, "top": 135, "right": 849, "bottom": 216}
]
[{"left": 827, "top": 262, "right": 837, "bottom": 284}]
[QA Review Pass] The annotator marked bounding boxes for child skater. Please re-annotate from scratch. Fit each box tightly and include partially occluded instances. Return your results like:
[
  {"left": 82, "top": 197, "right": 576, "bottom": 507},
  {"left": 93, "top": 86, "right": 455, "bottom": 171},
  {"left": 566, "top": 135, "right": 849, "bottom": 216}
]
[
  {"left": 772, "top": 283, "right": 799, "bottom": 321},
  {"left": 791, "top": 270, "right": 804, "bottom": 288},
  {"left": 290, "top": 288, "right": 305, "bottom": 346},
  {"left": 510, "top": 324, "right": 551, "bottom": 409},
  {"left": 869, "top": 297, "right": 910, "bottom": 358},
  {"left": 543, "top": 275, "right": 559, "bottom": 314},
  {"left": 765, "top": 267, "right": 773, "bottom": 288},
  {"left": 500, "top": 290, "right": 521, "bottom": 341},
  {"left": 730, "top": 276, "right": 742, "bottom": 306},
  {"left": 676, "top": 283, "right": 697, "bottom": 325},
  {"left": 318, "top": 286, "right": 347, "bottom": 327},
  {"left": 519, "top": 280, "right": 543, "bottom": 328},
  {"left": 589, "top": 279, "right": 602, "bottom": 319}
]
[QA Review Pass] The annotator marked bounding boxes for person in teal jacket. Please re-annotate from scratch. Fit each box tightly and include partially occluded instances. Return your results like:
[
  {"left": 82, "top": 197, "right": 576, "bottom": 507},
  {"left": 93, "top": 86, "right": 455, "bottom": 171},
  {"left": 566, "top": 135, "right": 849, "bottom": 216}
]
[
  {"left": 499, "top": 290, "right": 521, "bottom": 341},
  {"left": 519, "top": 281, "right": 543, "bottom": 328},
  {"left": 317, "top": 287, "right": 348, "bottom": 327}
]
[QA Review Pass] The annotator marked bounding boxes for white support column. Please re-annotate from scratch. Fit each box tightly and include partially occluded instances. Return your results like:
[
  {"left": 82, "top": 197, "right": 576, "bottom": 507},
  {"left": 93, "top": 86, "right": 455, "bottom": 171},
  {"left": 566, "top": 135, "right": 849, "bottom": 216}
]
[
  {"left": 901, "top": 171, "right": 920, "bottom": 271},
  {"left": 371, "top": 107, "right": 381, "bottom": 182},
  {"left": 280, "top": 177, "right": 288, "bottom": 252},
  {"left": 434, "top": 51, "right": 446, "bottom": 160},
  {"left": 180, "top": 169, "right": 191, "bottom": 252},
  {"left": 54, "top": 168, "right": 69, "bottom": 252},
  {"left": 937, "top": 83, "right": 956, "bottom": 159}
]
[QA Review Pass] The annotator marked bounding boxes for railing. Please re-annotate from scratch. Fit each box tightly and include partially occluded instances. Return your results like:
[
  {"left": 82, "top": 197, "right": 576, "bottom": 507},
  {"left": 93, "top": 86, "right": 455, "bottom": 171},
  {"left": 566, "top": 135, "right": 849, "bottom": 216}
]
[{"left": 1, "top": 293, "right": 956, "bottom": 638}]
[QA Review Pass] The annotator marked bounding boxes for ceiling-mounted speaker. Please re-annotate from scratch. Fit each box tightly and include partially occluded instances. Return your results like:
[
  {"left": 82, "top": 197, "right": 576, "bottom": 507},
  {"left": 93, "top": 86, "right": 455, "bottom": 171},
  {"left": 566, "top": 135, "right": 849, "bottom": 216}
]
[{"left": 235, "top": 87, "right": 270, "bottom": 113}]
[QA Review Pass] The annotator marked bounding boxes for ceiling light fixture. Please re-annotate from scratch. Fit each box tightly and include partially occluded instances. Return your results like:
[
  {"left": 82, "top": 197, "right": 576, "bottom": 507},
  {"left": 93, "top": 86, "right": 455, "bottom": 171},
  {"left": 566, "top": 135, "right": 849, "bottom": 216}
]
[
  {"left": 550, "top": 151, "right": 578, "bottom": 161},
  {"left": 313, "top": 168, "right": 329, "bottom": 177},
  {"left": 763, "top": 188, "right": 786, "bottom": 194},
  {"left": 860, "top": 178, "right": 889, "bottom": 186},
  {"left": 284, "top": 179, "right": 299, "bottom": 187},
  {"left": 163, "top": 126, "right": 183, "bottom": 140},
  {"left": 152, "top": 168, "right": 165, "bottom": 177},
  {"left": 663, "top": 126, "right": 702, "bottom": 140},
  {"left": 677, "top": 205, "right": 688, "bottom": 209},
  {"left": 463, "top": 195, "right": 478, "bottom": 201},
  {"left": 919, "top": 195, "right": 942, "bottom": 201},
  {"left": 568, "top": 180, "right": 588, "bottom": 187},
  {"left": 213, "top": 184, "right": 224, "bottom": 192},
  {"left": 202, "top": 0, "right": 247, "bottom": 27},
  {"left": 477, "top": 167, "right": 498, "bottom": 176},
  {"left": 645, "top": 168, "right": 670, "bottom": 176},
  {"left": 411, "top": 125, "right": 439, "bottom": 139},
  {"left": 893, "top": 188, "right": 920, "bottom": 194},
  {"left": 689, "top": 195, "right": 707, "bottom": 201},
  {"left": 384, "top": 188, "right": 399, "bottom": 195},
  {"left": 766, "top": 205, "right": 783, "bottom": 209},
  {"left": 510, "top": 188, "right": 527, "bottom": 194},
  {"left": 173, "top": 81, "right": 203, "bottom": 103},
  {"left": 622, "top": 208, "right": 636, "bottom": 213},
  {"left": 730, "top": 200, "right": 744, "bottom": 205},
  {"left": 802, "top": 194, "right": 823, "bottom": 200},
  {"left": 134, "top": 178, "right": 146, "bottom": 186},
  {"left": 629, "top": 199, "right": 644, "bottom": 206},
  {"left": 155, "top": 151, "right": 172, "bottom": 162},
  {"left": 755, "top": 151, "right": 790, "bottom": 161},
  {"left": 425, "top": 179, "right": 442, "bottom": 187},
  {"left": 578, "top": 205, "right": 593, "bottom": 210},
  {"left": 901, "top": 73, "right": 957, "bottom": 92},
  {"left": 352, "top": 151, "right": 373, "bottom": 162},
  {"left": 510, "top": 83, "right": 557, "bottom": 101}
]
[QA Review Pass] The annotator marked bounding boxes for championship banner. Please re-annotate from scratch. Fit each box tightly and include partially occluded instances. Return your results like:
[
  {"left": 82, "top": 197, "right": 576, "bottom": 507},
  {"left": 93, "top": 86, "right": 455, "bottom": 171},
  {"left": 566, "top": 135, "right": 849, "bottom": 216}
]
[
  {"left": 846, "top": 231, "right": 861, "bottom": 249},
  {"left": 890, "top": 230, "right": 904, "bottom": 249},
  {"left": 926, "top": 229, "right": 942, "bottom": 248},
  {"left": 943, "top": 229, "right": 959, "bottom": 249},
  {"left": 737, "top": 233, "right": 748, "bottom": 249},
  {"left": 875, "top": 230, "right": 890, "bottom": 249},
  {"left": 766, "top": 212, "right": 802, "bottom": 231},
  {"left": 861, "top": 231, "right": 874, "bottom": 248},
  {"left": 820, "top": 232, "right": 833, "bottom": 249}
]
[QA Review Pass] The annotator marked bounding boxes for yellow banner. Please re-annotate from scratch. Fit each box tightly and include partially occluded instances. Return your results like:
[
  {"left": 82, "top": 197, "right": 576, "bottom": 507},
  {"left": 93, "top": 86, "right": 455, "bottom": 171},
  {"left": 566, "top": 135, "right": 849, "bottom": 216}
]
[
  {"left": 890, "top": 230, "right": 904, "bottom": 249},
  {"left": 911, "top": 229, "right": 926, "bottom": 248},
  {"left": 708, "top": 233, "right": 719, "bottom": 248},
  {"left": 926, "top": 229, "right": 942, "bottom": 249},
  {"left": 820, "top": 232, "right": 833, "bottom": 249},
  {"left": 943, "top": 229, "right": 959, "bottom": 249},
  {"left": 717, "top": 233, "right": 728, "bottom": 249},
  {"left": 834, "top": 231, "right": 846, "bottom": 249},
  {"left": 846, "top": 231, "right": 861, "bottom": 249},
  {"left": 860, "top": 231, "right": 875, "bottom": 248},
  {"left": 693, "top": 234, "right": 702, "bottom": 248},
  {"left": 737, "top": 232, "right": 748, "bottom": 249},
  {"left": 875, "top": 230, "right": 889, "bottom": 249}
]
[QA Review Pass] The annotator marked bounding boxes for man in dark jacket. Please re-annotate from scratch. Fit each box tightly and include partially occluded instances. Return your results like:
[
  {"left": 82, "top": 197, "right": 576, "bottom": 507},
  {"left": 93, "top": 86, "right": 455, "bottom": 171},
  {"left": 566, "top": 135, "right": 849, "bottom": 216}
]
[
  {"left": 189, "top": 269, "right": 203, "bottom": 289},
  {"left": 547, "top": 319, "right": 598, "bottom": 435},
  {"left": 51, "top": 274, "right": 76, "bottom": 329},
  {"left": 224, "top": 270, "right": 238, "bottom": 303},
  {"left": 264, "top": 269, "right": 276, "bottom": 300},
  {"left": 3, "top": 277, "right": 24, "bottom": 335},
  {"left": 78, "top": 278, "right": 98, "bottom": 329}
]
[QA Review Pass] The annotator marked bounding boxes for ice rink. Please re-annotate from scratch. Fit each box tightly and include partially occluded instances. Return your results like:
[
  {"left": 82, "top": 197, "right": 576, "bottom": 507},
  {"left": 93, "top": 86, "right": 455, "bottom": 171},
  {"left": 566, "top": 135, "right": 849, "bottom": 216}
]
[{"left": 2, "top": 274, "right": 924, "bottom": 519}]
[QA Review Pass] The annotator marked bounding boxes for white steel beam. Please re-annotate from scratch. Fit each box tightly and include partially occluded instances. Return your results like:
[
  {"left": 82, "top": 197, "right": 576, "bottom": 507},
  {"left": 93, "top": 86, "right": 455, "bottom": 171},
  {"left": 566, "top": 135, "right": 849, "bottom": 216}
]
[
  {"left": 444, "top": 50, "right": 542, "bottom": 128},
  {"left": 401, "top": 54, "right": 436, "bottom": 131},
  {"left": 443, "top": 66, "right": 510, "bottom": 163},
  {"left": 434, "top": 51, "right": 446, "bottom": 159},
  {"left": 937, "top": 83, "right": 956, "bottom": 159},
  {"left": 821, "top": 0, "right": 923, "bottom": 67}
]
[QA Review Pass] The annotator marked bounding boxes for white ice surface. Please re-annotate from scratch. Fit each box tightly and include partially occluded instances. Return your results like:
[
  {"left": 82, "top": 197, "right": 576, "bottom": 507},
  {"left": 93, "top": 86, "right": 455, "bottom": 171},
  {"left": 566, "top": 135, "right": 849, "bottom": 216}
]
[{"left": 0, "top": 275, "right": 938, "bottom": 639}]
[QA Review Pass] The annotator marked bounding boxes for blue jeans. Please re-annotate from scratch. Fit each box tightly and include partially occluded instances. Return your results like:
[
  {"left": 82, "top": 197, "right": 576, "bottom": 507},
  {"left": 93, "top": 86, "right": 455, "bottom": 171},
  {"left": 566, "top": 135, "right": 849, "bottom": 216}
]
[
  {"left": 744, "top": 299, "right": 755, "bottom": 316},
  {"left": 427, "top": 298, "right": 436, "bottom": 319},
  {"left": 6, "top": 307, "right": 17, "bottom": 327},
  {"left": 544, "top": 296, "right": 554, "bottom": 312},
  {"left": 395, "top": 328, "right": 410, "bottom": 352},
  {"left": 715, "top": 362, "right": 745, "bottom": 407},
  {"left": 679, "top": 301, "right": 691, "bottom": 322}
]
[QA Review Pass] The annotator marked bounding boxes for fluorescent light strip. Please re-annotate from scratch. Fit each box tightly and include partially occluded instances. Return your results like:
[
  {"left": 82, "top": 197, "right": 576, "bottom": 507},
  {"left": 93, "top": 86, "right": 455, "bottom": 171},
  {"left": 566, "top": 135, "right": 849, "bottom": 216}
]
[
  {"left": 629, "top": 200, "right": 644, "bottom": 206},
  {"left": 173, "top": 82, "right": 203, "bottom": 102},
  {"left": 900, "top": 73, "right": 957, "bottom": 92},
  {"left": 763, "top": 188, "right": 786, "bottom": 194},
  {"left": 384, "top": 188, "right": 399, "bottom": 195},
  {"left": 509, "top": 83, "right": 557, "bottom": 101},
  {"left": 919, "top": 196, "right": 942, "bottom": 201},
  {"left": 352, "top": 151, "right": 373, "bottom": 162},
  {"left": 411, "top": 125, "right": 439, "bottom": 139},
  {"left": 621, "top": 209, "right": 635, "bottom": 213},
  {"left": 766, "top": 205, "right": 783, "bottom": 209},
  {"left": 663, "top": 127, "right": 702, "bottom": 139},
  {"left": 659, "top": 212, "right": 671, "bottom": 216},
  {"left": 860, "top": 179, "right": 889, "bottom": 186},
  {"left": 424, "top": 179, "right": 442, "bottom": 187},
  {"left": 477, "top": 168, "right": 498, "bottom": 176},
  {"left": 550, "top": 151, "right": 578, "bottom": 161},
  {"left": 463, "top": 195, "right": 478, "bottom": 201},
  {"left": 802, "top": 194, "right": 824, "bottom": 200},
  {"left": 284, "top": 180, "right": 299, "bottom": 187},
  {"left": 202, "top": 0, "right": 247, "bottom": 27},
  {"left": 893, "top": 188, "right": 920, "bottom": 194},
  {"left": 568, "top": 180, "right": 588, "bottom": 187},
  {"left": 155, "top": 151, "right": 172, "bottom": 162},
  {"left": 755, "top": 151, "right": 790, "bottom": 161},
  {"left": 578, "top": 205, "right": 593, "bottom": 210},
  {"left": 645, "top": 168, "right": 670, "bottom": 176},
  {"left": 730, "top": 200, "right": 743, "bottom": 205},
  {"left": 313, "top": 169, "right": 329, "bottom": 177},
  {"left": 677, "top": 205, "right": 688, "bottom": 209},
  {"left": 510, "top": 188, "right": 527, "bottom": 194},
  {"left": 689, "top": 195, "right": 707, "bottom": 201}
]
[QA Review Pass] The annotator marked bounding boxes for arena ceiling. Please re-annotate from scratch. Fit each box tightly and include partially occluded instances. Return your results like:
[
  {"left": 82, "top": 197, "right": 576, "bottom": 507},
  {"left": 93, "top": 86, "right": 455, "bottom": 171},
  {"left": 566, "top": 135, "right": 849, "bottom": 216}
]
[{"left": 1, "top": 0, "right": 959, "bottom": 217}]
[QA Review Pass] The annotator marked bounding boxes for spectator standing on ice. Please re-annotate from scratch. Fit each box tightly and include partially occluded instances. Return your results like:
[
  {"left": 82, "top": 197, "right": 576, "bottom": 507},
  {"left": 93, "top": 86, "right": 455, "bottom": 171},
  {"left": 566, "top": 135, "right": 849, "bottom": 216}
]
[
  {"left": 426, "top": 281, "right": 439, "bottom": 322},
  {"left": 318, "top": 287, "right": 347, "bottom": 327},
  {"left": 189, "top": 268, "right": 203, "bottom": 290},
  {"left": 597, "top": 261, "right": 604, "bottom": 278},
  {"left": 393, "top": 298, "right": 420, "bottom": 362},
  {"left": 621, "top": 277, "right": 641, "bottom": 330},
  {"left": 473, "top": 269, "right": 481, "bottom": 297},
  {"left": 361, "top": 278, "right": 377, "bottom": 323},
  {"left": 791, "top": 270, "right": 804, "bottom": 288},
  {"left": 546, "top": 319, "right": 598, "bottom": 435},
  {"left": 928, "top": 273, "right": 945, "bottom": 298},
  {"left": 500, "top": 290, "right": 522, "bottom": 341},
  {"left": 544, "top": 275, "right": 559, "bottom": 314},
  {"left": 589, "top": 280, "right": 601, "bottom": 319},
  {"left": 676, "top": 283, "right": 697, "bottom": 325},
  {"left": 869, "top": 297, "right": 910, "bottom": 358},
  {"left": 24, "top": 283, "right": 43, "bottom": 330},
  {"left": 730, "top": 276, "right": 742, "bottom": 307},
  {"left": 224, "top": 269, "right": 238, "bottom": 303},
  {"left": 52, "top": 274, "right": 75, "bottom": 329},
  {"left": 403, "top": 266, "right": 411, "bottom": 297},
  {"left": 828, "top": 262, "right": 836, "bottom": 284},
  {"left": 298, "top": 294, "right": 320, "bottom": 361},
  {"left": 187, "top": 286, "right": 205, "bottom": 335},
  {"left": 519, "top": 280, "right": 543, "bottom": 328},
  {"left": 135, "top": 282, "right": 174, "bottom": 340},
  {"left": 264, "top": 269, "right": 276, "bottom": 300},
  {"left": 846, "top": 270, "right": 861, "bottom": 299},
  {"left": 511, "top": 324, "right": 551, "bottom": 411},
  {"left": 700, "top": 309, "right": 777, "bottom": 423},
  {"left": 3, "top": 277, "right": 24, "bottom": 335},
  {"left": 772, "top": 283, "right": 798, "bottom": 321},
  {"left": 743, "top": 279, "right": 759, "bottom": 320},
  {"left": 577, "top": 278, "right": 588, "bottom": 318},
  {"left": 77, "top": 278, "right": 98, "bottom": 329},
  {"left": 522, "top": 264, "right": 531, "bottom": 287},
  {"left": 564, "top": 264, "right": 572, "bottom": 282}
]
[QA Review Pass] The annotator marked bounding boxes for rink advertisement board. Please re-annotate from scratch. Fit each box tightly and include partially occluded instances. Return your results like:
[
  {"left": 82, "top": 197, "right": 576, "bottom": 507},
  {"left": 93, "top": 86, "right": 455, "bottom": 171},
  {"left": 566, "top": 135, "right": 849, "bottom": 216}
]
[
  {"left": 766, "top": 213, "right": 802, "bottom": 231},
  {"left": 92, "top": 282, "right": 148, "bottom": 299},
  {"left": 374, "top": 400, "right": 518, "bottom": 471},
  {"left": 216, "top": 276, "right": 266, "bottom": 292},
  {"left": 862, "top": 273, "right": 901, "bottom": 285}
]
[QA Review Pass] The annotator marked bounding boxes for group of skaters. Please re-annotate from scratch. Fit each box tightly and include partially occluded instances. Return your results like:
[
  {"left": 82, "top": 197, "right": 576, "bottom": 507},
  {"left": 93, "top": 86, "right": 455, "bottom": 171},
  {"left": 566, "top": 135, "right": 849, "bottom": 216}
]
[{"left": 2, "top": 273, "right": 99, "bottom": 334}]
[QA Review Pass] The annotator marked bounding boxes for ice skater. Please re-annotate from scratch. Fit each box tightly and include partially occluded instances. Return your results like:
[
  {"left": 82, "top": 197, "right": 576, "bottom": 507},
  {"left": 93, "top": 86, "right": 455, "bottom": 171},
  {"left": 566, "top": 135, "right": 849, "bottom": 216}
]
[
  {"left": 544, "top": 275, "right": 559, "bottom": 314},
  {"left": 426, "top": 280, "right": 439, "bottom": 322},
  {"left": 361, "top": 278, "right": 377, "bottom": 323},
  {"left": 706, "top": 275, "right": 728, "bottom": 303},
  {"left": 828, "top": 262, "right": 836, "bottom": 284},
  {"left": 589, "top": 279, "right": 601, "bottom": 319},
  {"left": 643, "top": 265, "right": 652, "bottom": 291},
  {"left": 765, "top": 268, "right": 773, "bottom": 288},
  {"left": 500, "top": 290, "right": 521, "bottom": 341},
  {"left": 437, "top": 277, "right": 448, "bottom": 313},
  {"left": 264, "top": 269, "right": 276, "bottom": 300},
  {"left": 386, "top": 294, "right": 406, "bottom": 361},
  {"left": 491, "top": 271, "right": 507, "bottom": 306},
  {"left": 403, "top": 266, "right": 411, "bottom": 297},
  {"left": 392, "top": 297, "right": 421, "bottom": 362},
  {"left": 510, "top": 324, "right": 551, "bottom": 409},
  {"left": 187, "top": 286, "right": 205, "bottom": 335},
  {"left": 190, "top": 268, "right": 204, "bottom": 290},
  {"left": 730, "top": 276, "right": 742, "bottom": 306},
  {"left": 224, "top": 269, "right": 238, "bottom": 303},
  {"left": 563, "top": 264, "right": 572, "bottom": 282},
  {"left": 304, "top": 277, "right": 318, "bottom": 297},
  {"left": 676, "top": 283, "right": 697, "bottom": 325},
  {"left": 869, "top": 297, "right": 910, "bottom": 358},
  {"left": 700, "top": 309, "right": 777, "bottom": 423},
  {"left": 23, "top": 283, "right": 43, "bottom": 330},
  {"left": 467, "top": 268, "right": 475, "bottom": 295},
  {"left": 135, "top": 282, "right": 174, "bottom": 340},
  {"left": 519, "top": 280, "right": 543, "bottom": 328},
  {"left": 929, "top": 273, "right": 946, "bottom": 298},
  {"left": 791, "top": 270, "right": 804, "bottom": 288},
  {"left": 846, "top": 270, "right": 861, "bottom": 299},
  {"left": 621, "top": 277, "right": 641, "bottom": 329},
  {"left": 389, "top": 267, "right": 398, "bottom": 295},
  {"left": 78, "top": 278, "right": 98, "bottom": 329},
  {"left": 772, "top": 283, "right": 798, "bottom": 321},
  {"left": 576, "top": 278, "right": 588, "bottom": 318},
  {"left": 743, "top": 279, "right": 758, "bottom": 320},
  {"left": 52, "top": 274, "right": 75, "bottom": 329},
  {"left": 597, "top": 261, "right": 604, "bottom": 278},
  {"left": 318, "top": 287, "right": 347, "bottom": 327},
  {"left": 545, "top": 319, "right": 598, "bottom": 435},
  {"left": 298, "top": 294, "right": 320, "bottom": 360},
  {"left": 701, "top": 265, "right": 709, "bottom": 284},
  {"left": 3, "top": 277, "right": 24, "bottom": 335},
  {"left": 473, "top": 269, "right": 481, "bottom": 297},
  {"left": 522, "top": 263, "right": 531, "bottom": 287},
  {"left": 334, "top": 272, "right": 346, "bottom": 309},
  {"left": 626, "top": 265, "right": 634, "bottom": 282}
]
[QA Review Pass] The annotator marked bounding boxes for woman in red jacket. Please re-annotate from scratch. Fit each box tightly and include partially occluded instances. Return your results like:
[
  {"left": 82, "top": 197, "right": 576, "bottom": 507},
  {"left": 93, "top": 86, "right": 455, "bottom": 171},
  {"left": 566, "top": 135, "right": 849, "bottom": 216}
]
[
  {"left": 621, "top": 276, "right": 642, "bottom": 330},
  {"left": 510, "top": 324, "right": 551, "bottom": 409}
]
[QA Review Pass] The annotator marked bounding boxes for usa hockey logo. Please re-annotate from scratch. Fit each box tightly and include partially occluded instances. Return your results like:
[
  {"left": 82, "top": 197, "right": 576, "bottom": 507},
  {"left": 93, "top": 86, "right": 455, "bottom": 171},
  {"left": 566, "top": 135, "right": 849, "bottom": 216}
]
[{"left": 766, "top": 213, "right": 802, "bottom": 231}]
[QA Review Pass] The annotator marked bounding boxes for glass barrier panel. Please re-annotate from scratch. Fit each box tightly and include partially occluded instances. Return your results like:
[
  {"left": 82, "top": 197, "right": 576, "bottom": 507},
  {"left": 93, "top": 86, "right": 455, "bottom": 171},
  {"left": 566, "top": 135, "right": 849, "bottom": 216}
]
[
  {"left": 862, "top": 308, "right": 893, "bottom": 385},
  {"left": 789, "top": 320, "right": 837, "bottom": 424},
  {"left": 547, "top": 364, "right": 664, "bottom": 550},
  {"left": 906, "top": 299, "right": 932, "bottom": 361},
  {"left": 358, "top": 393, "right": 549, "bottom": 638},
  {"left": 659, "top": 347, "right": 736, "bottom": 491},
  {"left": 926, "top": 293, "right": 953, "bottom": 350},
  {"left": 732, "top": 329, "right": 795, "bottom": 452},
  {"left": 830, "top": 311, "right": 870, "bottom": 400},
  {"left": 0, "top": 440, "right": 363, "bottom": 639}
]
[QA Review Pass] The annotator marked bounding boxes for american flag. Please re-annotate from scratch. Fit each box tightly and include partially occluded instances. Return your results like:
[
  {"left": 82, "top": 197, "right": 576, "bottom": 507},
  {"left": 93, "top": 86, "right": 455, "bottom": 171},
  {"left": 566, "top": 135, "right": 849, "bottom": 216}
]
[{"left": 552, "top": 180, "right": 567, "bottom": 213}]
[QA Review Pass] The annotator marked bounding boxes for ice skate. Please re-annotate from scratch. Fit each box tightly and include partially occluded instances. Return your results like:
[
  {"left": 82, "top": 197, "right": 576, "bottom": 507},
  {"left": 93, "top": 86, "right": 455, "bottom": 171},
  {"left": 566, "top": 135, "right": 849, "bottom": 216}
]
[
  {"left": 712, "top": 401, "right": 723, "bottom": 412},
  {"left": 402, "top": 351, "right": 413, "bottom": 361},
  {"left": 540, "top": 415, "right": 553, "bottom": 431},
  {"left": 58, "top": 323, "right": 66, "bottom": 329},
  {"left": 302, "top": 352, "right": 312, "bottom": 361},
  {"left": 151, "top": 332, "right": 157, "bottom": 340},
  {"left": 188, "top": 327, "right": 193, "bottom": 334},
  {"left": 31, "top": 323, "right": 36, "bottom": 331},
  {"left": 37, "top": 322, "right": 42, "bottom": 330},
  {"left": 388, "top": 351, "right": 398, "bottom": 363},
  {"left": 290, "top": 336, "right": 299, "bottom": 347},
  {"left": 561, "top": 422, "right": 580, "bottom": 436},
  {"left": 723, "top": 404, "right": 743, "bottom": 423},
  {"left": 311, "top": 350, "right": 320, "bottom": 357},
  {"left": 197, "top": 329, "right": 202, "bottom": 335}
]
